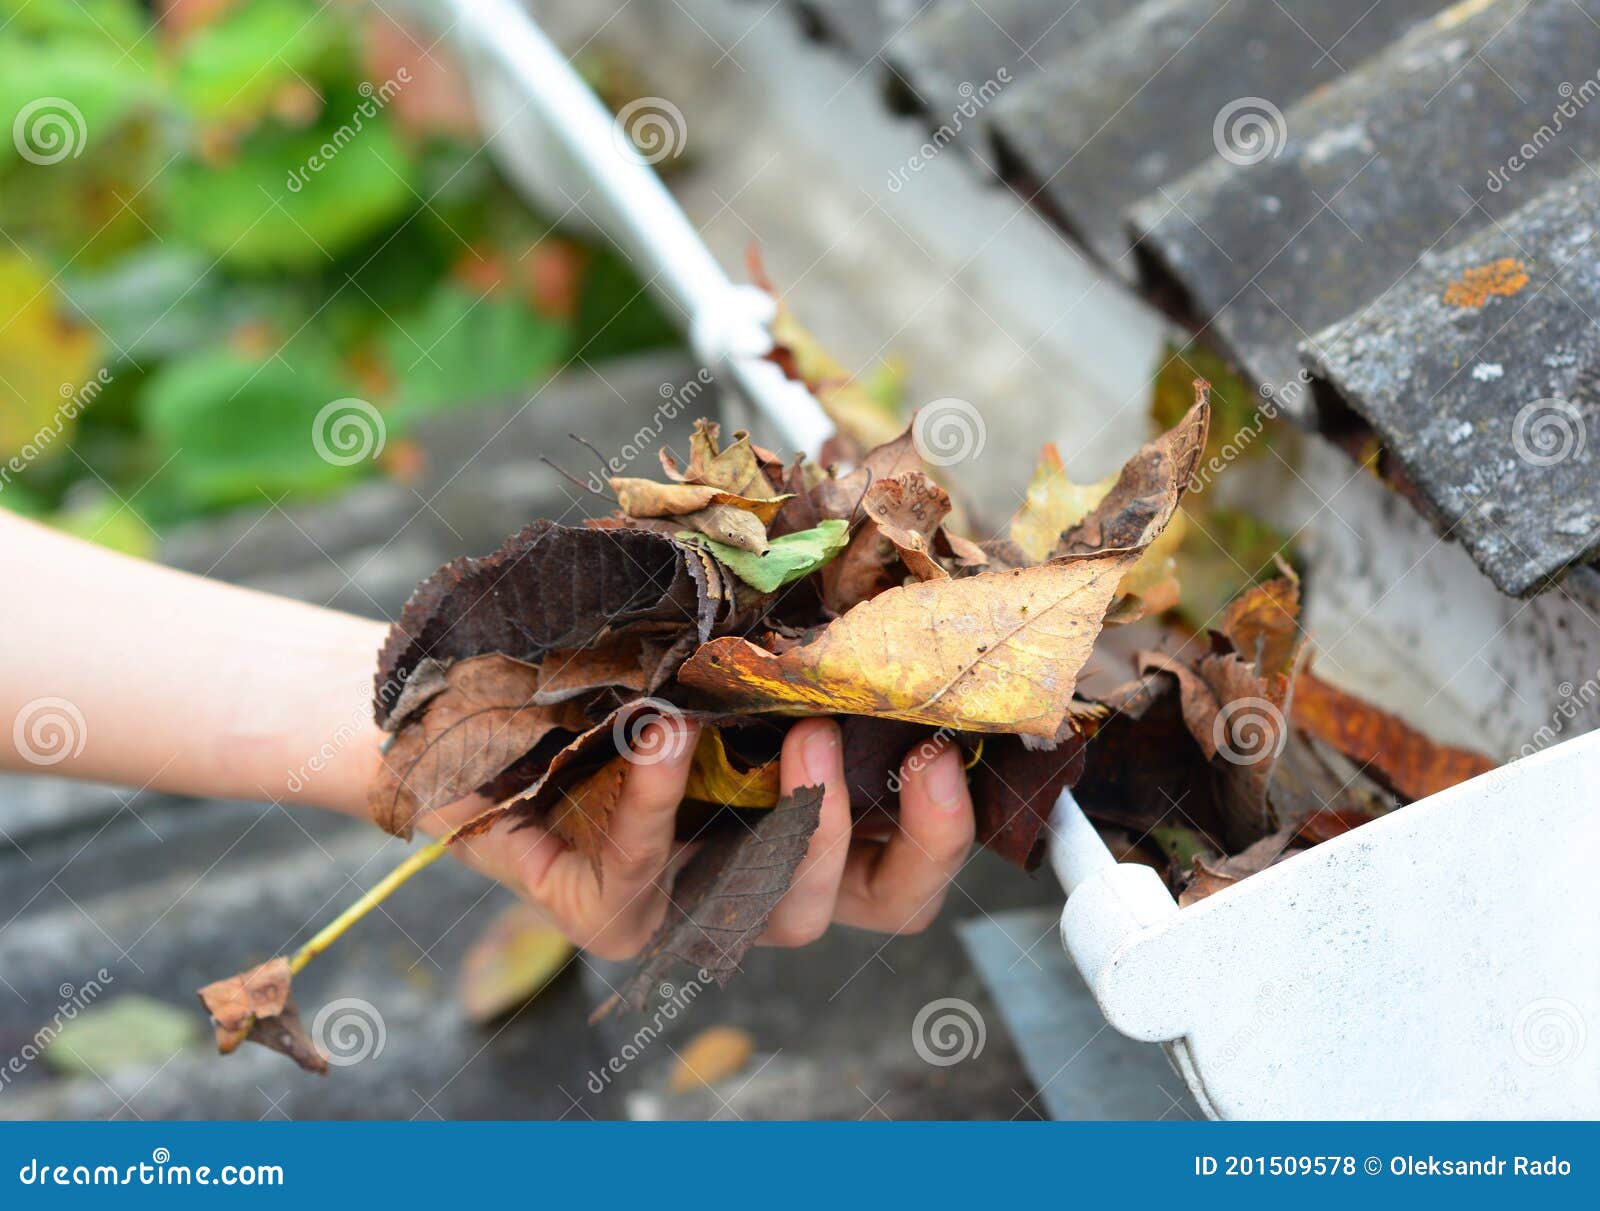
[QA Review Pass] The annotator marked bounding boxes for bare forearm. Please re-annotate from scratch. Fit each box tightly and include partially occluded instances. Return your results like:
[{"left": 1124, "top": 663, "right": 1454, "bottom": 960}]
[{"left": 1, "top": 512, "right": 386, "bottom": 815}]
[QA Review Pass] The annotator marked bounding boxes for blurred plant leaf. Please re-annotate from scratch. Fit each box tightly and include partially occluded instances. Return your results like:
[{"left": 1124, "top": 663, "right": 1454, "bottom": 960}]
[
  {"left": 166, "top": 100, "right": 415, "bottom": 271},
  {"left": 49, "top": 493, "right": 154, "bottom": 557},
  {"left": 44, "top": 995, "right": 200, "bottom": 1075},
  {"left": 173, "top": 0, "right": 343, "bottom": 126},
  {"left": 0, "top": 253, "right": 101, "bottom": 461},
  {"left": 386, "top": 285, "right": 569, "bottom": 426},
  {"left": 668, "top": 1026, "right": 754, "bottom": 1093},
  {"left": 137, "top": 348, "right": 367, "bottom": 508},
  {"left": 459, "top": 901, "right": 574, "bottom": 1024},
  {"left": 62, "top": 247, "right": 260, "bottom": 364}
]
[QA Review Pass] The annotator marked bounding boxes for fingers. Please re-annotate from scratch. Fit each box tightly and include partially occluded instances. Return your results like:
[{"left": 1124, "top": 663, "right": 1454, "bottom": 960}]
[
  {"left": 835, "top": 737, "right": 974, "bottom": 935},
  {"left": 516, "top": 716, "right": 700, "bottom": 960},
  {"left": 759, "top": 718, "right": 852, "bottom": 948}
]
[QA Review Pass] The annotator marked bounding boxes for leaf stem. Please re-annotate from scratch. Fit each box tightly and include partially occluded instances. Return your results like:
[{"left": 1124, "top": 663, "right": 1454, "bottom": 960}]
[{"left": 288, "top": 832, "right": 452, "bottom": 975}]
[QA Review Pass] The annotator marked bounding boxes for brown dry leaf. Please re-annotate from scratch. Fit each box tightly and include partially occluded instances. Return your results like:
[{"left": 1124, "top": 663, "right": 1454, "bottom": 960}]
[
  {"left": 669, "top": 1026, "right": 755, "bottom": 1093},
  {"left": 1292, "top": 670, "right": 1495, "bottom": 801},
  {"left": 1054, "top": 383, "right": 1209, "bottom": 556},
  {"left": 370, "top": 654, "right": 577, "bottom": 839},
  {"left": 546, "top": 756, "right": 630, "bottom": 886},
  {"left": 1009, "top": 443, "right": 1113, "bottom": 563},
  {"left": 681, "top": 554, "right": 1136, "bottom": 739},
  {"left": 598, "top": 784, "right": 825, "bottom": 1018},
  {"left": 678, "top": 502, "right": 770, "bottom": 554},
  {"left": 684, "top": 728, "right": 780, "bottom": 808},
  {"left": 861, "top": 471, "right": 951, "bottom": 581},
  {"left": 375, "top": 521, "right": 712, "bottom": 728},
  {"left": 665, "top": 419, "right": 779, "bottom": 499},
  {"left": 1218, "top": 560, "right": 1301, "bottom": 678},
  {"left": 811, "top": 425, "right": 925, "bottom": 520},
  {"left": 459, "top": 902, "right": 574, "bottom": 1023},
  {"left": 680, "top": 400, "right": 1206, "bottom": 738},
  {"left": 196, "top": 958, "right": 327, "bottom": 1075},
  {"left": 609, "top": 477, "right": 790, "bottom": 524},
  {"left": 1178, "top": 859, "right": 1239, "bottom": 907}
]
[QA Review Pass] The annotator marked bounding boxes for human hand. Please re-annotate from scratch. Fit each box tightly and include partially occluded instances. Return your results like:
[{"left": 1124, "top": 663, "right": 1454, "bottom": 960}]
[{"left": 427, "top": 717, "right": 976, "bottom": 960}]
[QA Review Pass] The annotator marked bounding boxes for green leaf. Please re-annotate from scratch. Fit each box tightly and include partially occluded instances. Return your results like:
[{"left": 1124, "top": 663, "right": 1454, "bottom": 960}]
[
  {"left": 173, "top": 0, "right": 344, "bottom": 125},
  {"left": 166, "top": 101, "right": 415, "bottom": 271},
  {"left": 137, "top": 349, "right": 371, "bottom": 509},
  {"left": 44, "top": 995, "right": 201, "bottom": 1076},
  {"left": 0, "top": 39, "right": 159, "bottom": 170},
  {"left": 0, "top": 0, "right": 150, "bottom": 53},
  {"left": 679, "top": 519, "right": 850, "bottom": 593},
  {"left": 387, "top": 285, "right": 569, "bottom": 426},
  {"left": 48, "top": 493, "right": 155, "bottom": 559},
  {"left": 61, "top": 247, "right": 260, "bottom": 364}
]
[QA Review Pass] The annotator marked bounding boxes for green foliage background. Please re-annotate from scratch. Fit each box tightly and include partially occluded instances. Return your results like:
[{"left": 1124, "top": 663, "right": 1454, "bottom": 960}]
[{"left": 0, "top": 0, "right": 678, "bottom": 554}]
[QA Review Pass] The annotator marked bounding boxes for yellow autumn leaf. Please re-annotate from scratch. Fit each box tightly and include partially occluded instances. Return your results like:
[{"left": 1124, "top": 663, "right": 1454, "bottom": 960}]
[
  {"left": 0, "top": 254, "right": 100, "bottom": 462},
  {"left": 683, "top": 727, "right": 780, "bottom": 808},
  {"left": 668, "top": 1025, "right": 754, "bottom": 1093},
  {"left": 459, "top": 902, "right": 574, "bottom": 1024}
]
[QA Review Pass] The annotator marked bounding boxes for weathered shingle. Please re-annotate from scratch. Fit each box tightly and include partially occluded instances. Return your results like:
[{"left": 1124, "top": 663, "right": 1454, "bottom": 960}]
[
  {"left": 988, "top": 0, "right": 1447, "bottom": 270},
  {"left": 791, "top": 0, "right": 923, "bottom": 57},
  {"left": 882, "top": 0, "right": 1126, "bottom": 138},
  {"left": 1128, "top": 0, "right": 1600, "bottom": 419},
  {"left": 1304, "top": 171, "right": 1600, "bottom": 596}
]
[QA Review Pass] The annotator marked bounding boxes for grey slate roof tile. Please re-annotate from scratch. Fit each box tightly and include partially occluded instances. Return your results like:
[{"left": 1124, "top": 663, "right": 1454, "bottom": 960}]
[
  {"left": 1303, "top": 170, "right": 1600, "bottom": 596},
  {"left": 988, "top": 0, "right": 1448, "bottom": 270},
  {"left": 1127, "top": 0, "right": 1600, "bottom": 420},
  {"left": 881, "top": 0, "right": 1126, "bottom": 140},
  {"left": 787, "top": 0, "right": 1600, "bottom": 593}
]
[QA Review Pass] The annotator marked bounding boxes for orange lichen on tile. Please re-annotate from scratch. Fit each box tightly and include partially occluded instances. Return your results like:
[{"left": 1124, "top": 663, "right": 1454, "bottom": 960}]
[{"left": 1442, "top": 257, "right": 1529, "bottom": 309}]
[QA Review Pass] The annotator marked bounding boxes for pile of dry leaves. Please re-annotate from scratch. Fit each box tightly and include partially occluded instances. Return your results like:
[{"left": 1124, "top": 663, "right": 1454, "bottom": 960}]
[{"left": 198, "top": 383, "right": 1494, "bottom": 1073}]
